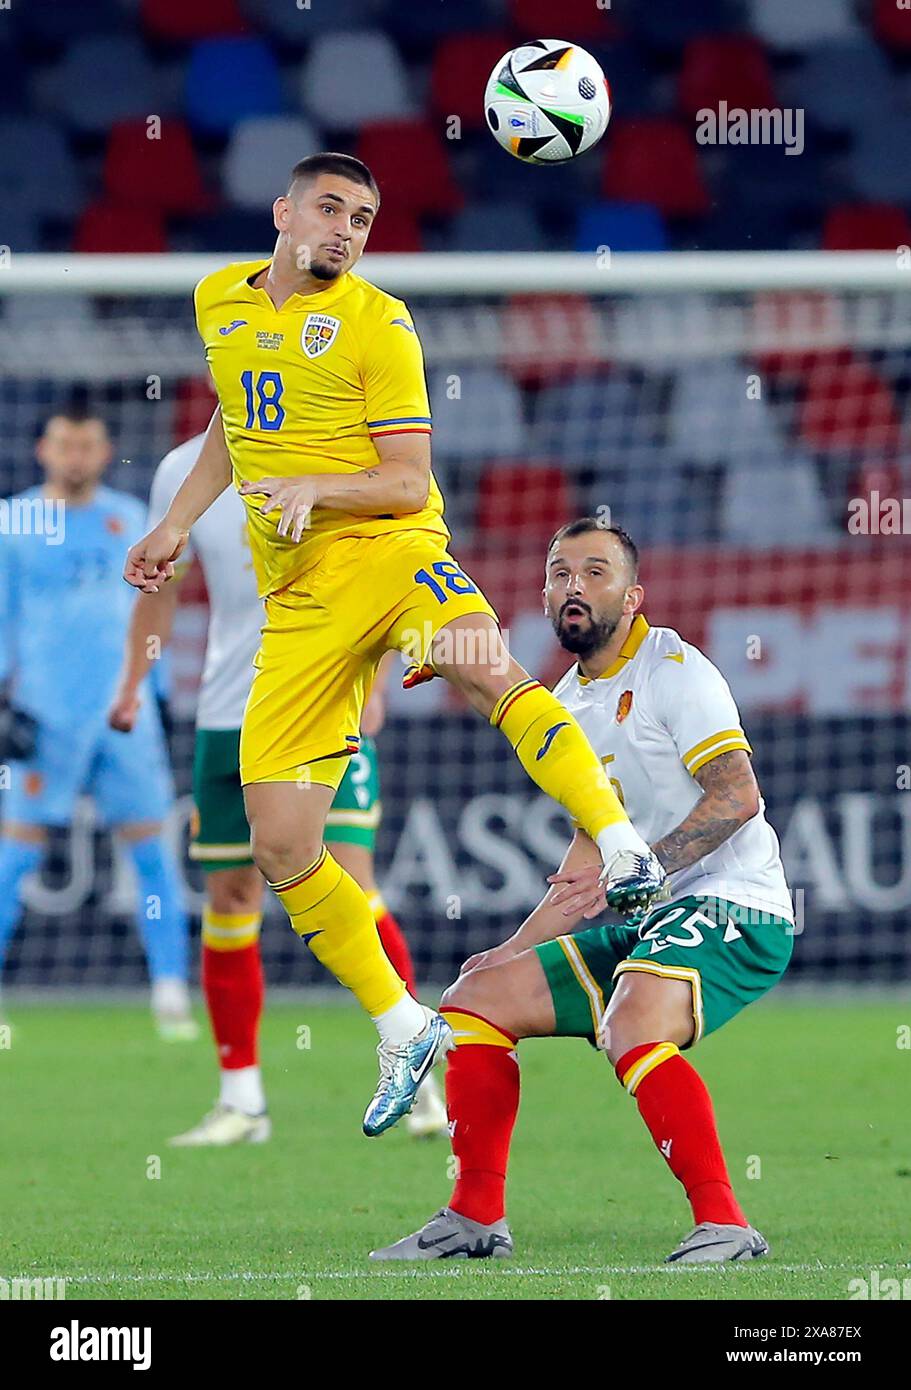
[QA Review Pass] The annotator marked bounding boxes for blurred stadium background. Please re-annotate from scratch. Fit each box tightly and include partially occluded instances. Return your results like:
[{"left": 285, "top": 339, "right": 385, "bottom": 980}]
[{"left": 2, "top": 0, "right": 910, "bottom": 992}]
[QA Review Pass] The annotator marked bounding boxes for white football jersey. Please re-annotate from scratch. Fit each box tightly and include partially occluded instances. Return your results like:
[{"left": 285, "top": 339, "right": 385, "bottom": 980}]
[
  {"left": 148, "top": 435, "right": 262, "bottom": 730},
  {"left": 553, "top": 616, "right": 794, "bottom": 921}
]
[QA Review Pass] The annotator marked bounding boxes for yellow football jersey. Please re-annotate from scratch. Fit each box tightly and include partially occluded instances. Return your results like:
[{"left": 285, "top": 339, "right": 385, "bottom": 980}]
[{"left": 194, "top": 258, "right": 448, "bottom": 597}]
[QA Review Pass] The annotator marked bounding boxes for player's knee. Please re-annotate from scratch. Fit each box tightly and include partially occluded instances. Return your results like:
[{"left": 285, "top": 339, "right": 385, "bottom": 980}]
[
  {"left": 250, "top": 828, "right": 320, "bottom": 882},
  {"left": 600, "top": 976, "right": 693, "bottom": 1064},
  {"left": 208, "top": 867, "right": 262, "bottom": 916}
]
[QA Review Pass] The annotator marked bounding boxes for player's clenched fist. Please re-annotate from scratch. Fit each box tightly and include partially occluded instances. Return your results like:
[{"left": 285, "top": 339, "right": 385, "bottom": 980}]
[
  {"left": 239, "top": 476, "right": 322, "bottom": 543},
  {"left": 123, "top": 521, "right": 189, "bottom": 593}
]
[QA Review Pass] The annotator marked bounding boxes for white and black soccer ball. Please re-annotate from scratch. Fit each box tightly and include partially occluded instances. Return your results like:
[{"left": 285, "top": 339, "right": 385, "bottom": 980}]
[{"left": 483, "top": 39, "right": 611, "bottom": 164}]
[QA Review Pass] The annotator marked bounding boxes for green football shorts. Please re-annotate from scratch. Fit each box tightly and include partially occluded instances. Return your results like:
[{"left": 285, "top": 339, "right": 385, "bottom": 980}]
[
  {"left": 191, "top": 730, "right": 382, "bottom": 870},
  {"left": 324, "top": 735, "right": 381, "bottom": 850},
  {"left": 191, "top": 727, "right": 254, "bottom": 872},
  {"left": 536, "top": 895, "right": 794, "bottom": 1047}
]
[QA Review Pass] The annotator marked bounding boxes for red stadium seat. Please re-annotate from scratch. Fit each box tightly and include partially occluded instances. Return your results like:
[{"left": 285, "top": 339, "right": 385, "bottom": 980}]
[
  {"left": 430, "top": 33, "right": 516, "bottom": 132},
  {"left": 499, "top": 294, "right": 601, "bottom": 387},
  {"left": 678, "top": 35, "right": 776, "bottom": 118},
  {"left": 174, "top": 377, "right": 218, "bottom": 443},
  {"left": 602, "top": 118, "right": 710, "bottom": 217},
  {"left": 475, "top": 463, "right": 578, "bottom": 545},
  {"left": 360, "top": 206, "right": 423, "bottom": 253},
  {"left": 356, "top": 120, "right": 463, "bottom": 217},
  {"left": 797, "top": 358, "right": 901, "bottom": 456},
  {"left": 103, "top": 120, "right": 212, "bottom": 215},
  {"left": 822, "top": 203, "right": 911, "bottom": 251},
  {"left": 873, "top": 0, "right": 911, "bottom": 52},
  {"left": 509, "top": 0, "right": 618, "bottom": 41},
  {"left": 74, "top": 201, "right": 166, "bottom": 253},
  {"left": 141, "top": 0, "right": 248, "bottom": 41}
]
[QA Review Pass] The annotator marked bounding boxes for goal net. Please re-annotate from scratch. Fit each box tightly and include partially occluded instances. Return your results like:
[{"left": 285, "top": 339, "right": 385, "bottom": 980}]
[{"left": 1, "top": 252, "right": 909, "bottom": 990}]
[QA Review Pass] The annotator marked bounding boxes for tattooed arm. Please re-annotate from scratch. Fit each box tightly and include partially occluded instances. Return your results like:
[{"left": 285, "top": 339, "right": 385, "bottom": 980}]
[{"left": 652, "top": 749, "right": 760, "bottom": 874}]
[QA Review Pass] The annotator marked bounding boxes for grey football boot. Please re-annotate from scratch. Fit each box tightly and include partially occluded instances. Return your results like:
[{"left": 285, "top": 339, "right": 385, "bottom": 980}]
[
  {"left": 665, "top": 1221, "right": 769, "bottom": 1264},
  {"left": 370, "top": 1207, "right": 513, "bottom": 1261}
]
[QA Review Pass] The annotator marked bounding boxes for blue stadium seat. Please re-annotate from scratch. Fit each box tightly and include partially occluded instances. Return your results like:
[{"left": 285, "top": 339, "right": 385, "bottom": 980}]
[
  {"left": 593, "top": 40, "right": 665, "bottom": 120},
  {"left": 747, "top": 0, "right": 862, "bottom": 52},
  {"left": 186, "top": 38, "right": 284, "bottom": 136},
  {"left": 575, "top": 202, "right": 668, "bottom": 253},
  {"left": 0, "top": 36, "right": 27, "bottom": 115},
  {"left": 848, "top": 114, "right": 911, "bottom": 204},
  {"left": 583, "top": 455, "right": 719, "bottom": 545},
  {"left": 0, "top": 118, "right": 81, "bottom": 219},
  {"left": 174, "top": 209, "right": 276, "bottom": 254},
  {"left": 717, "top": 141, "right": 827, "bottom": 224},
  {"left": 0, "top": 208, "right": 42, "bottom": 253},
  {"left": 377, "top": 0, "right": 498, "bottom": 53},
  {"left": 224, "top": 116, "right": 321, "bottom": 210},
  {"left": 39, "top": 37, "right": 162, "bottom": 135},
  {"left": 240, "top": 0, "right": 374, "bottom": 44},
  {"left": 795, "top": 38, "right": 896, "bottom": 134},
  {"left": 298, "top": 31, "right": 413, "bottom": 129},
  {"left": 427, "top": 367, "right": 526, "bottom": 461},
  {"left": 447, "top": 200, "right": 545, "bottom": 253}
]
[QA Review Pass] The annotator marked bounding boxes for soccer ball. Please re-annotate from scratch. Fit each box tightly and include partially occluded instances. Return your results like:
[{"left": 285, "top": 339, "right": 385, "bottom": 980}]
[{"left": 483, "top": 39, "right": 611, "bottom": 163}]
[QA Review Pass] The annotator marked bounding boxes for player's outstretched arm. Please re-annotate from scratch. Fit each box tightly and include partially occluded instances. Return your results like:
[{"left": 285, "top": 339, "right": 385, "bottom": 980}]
[
  {"left": 108, "top": 581, "right": 182, "bottom": 733},
  {"left": 459, "top": 829, "right": 601, "bottom": 975},
  {"left": 123, "top": 409, "right": 231, "bottom": 592}
]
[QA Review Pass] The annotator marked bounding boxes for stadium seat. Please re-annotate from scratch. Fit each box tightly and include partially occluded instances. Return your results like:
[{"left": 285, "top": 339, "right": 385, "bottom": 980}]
[
  {"left": 430, "top": 33, "right": 516, "bottom": 133},
  {"left": 298, "top": 31, "right": 413, "bottom": 128},
  {"left": 627, "top": 0, "right": 742, "bottom": 50},
  {"left": 174, "top": 377, "right": 219, "bottom": 443},
  {"left": 667, "top": 360, "right": 785, "bottom": 468},
  {"left": 716, "top": 142, "right": 827, "bottom": 226},
  {"left": 0, "top": 118, "right": 81, "bottom": 220},
  {"left": 873, "top": 0, "right": 911, "bottom": 52},
  {"left": 142, "top": 0, "right": 248, "bottom": 39},
  {"left": 181, "top": 208, "right": 275, "bottom": 254},
  {"left": 795, "top": 37, "right": 897, "bottom": 135},
  {"left": 241, "top": 0, "right": 374, "bottom": 43},
  {"left": 0, "top": 35, "right": 28, "bottom": 116},
  {"left": 223, "top": 116, "right": 320, "bottom": 210},
  {"left": 509, "top": 0, "right": 617, "bottom": 41},
  {"left": 185, "top": 38, "right": 284, "bottom": 135},
  {"left": 501, "top": 296, "right": 602, "bottom": 388},
  {"left": 41, "top": 37, "right": 162, "bottom": 135},
  {"left": 601, "top": 119, "right": 710, "bottom": 218},
  {"left": 848, "top": 114, "right": 911, "bottom": 204},
  {"left": 103, "top": 120, "right": 211, "bottom": 216},
  {"left": 474, "top": 463, "right": 578, "bottom": 546},
  {"left": 356, "top": 121, "right": 462, "bottom": 217},
  {"left": 74, "top": 202, "right": 167, "bottom": 253},
  {"left": 428, "top": 368, "right": 526, "bottom": 461},
  {"left": 593, "top": 40, "right": 662, "bottom": 120},
  {"left": 720, "top": 457, "right": 840, "bottom": 547},
  {"left": 797, "top": 358, "right": 901, "bottom": 457},
  {"left": 0, "top": 208, "right": 42, "bottom": 254},
  {"left": 447, "top": 200, "right": 545, "bottom": 253},
  {"left": 17, "top": 0, "right": 127, "bottom": 45},
  {"left": 530, "top": 371, "right": 658, "bottom": 459},
  {"left": 822, "top": 204, "right": 911, "bottom": 252},
  {"left": 575, "top": 202, "right": 668, "bottom": 253},
  {"left": 746, "top": 0, "right": 861, "bottom": 51},
  {"left": 582, "top": 454, "right": 719, "bottom": 544},
  {"left": 677, "top": 35, "right": 777, "bottom": 118}
]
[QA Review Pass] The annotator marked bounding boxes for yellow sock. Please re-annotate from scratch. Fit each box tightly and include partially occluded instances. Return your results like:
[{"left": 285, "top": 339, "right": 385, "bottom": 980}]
[
  {"left": 269, "top": 847, "right": 405, "bottom": 1017},
  {"left": 441, "top": 1009, "right": 517, "bottom": 1049},
  {"left": 490, "top": 678, "right": 629, "bottom": 840},
  {"left": 201, "top": 907, "right": 262, "bottom": 951}
]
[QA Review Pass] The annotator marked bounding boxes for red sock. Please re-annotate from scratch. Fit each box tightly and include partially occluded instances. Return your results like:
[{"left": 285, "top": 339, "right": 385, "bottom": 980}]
[
  {"left": 374, "top": 907, "right": 417, "bottom": 997},
  {"left": 442, "top": 1009, "right": 520, "bottom": 1225},
  {"left": 615, "top": 1042, "right": 747, "bottom": 1227},
  {"left": 202, "top": 941, "right": 264, "bottom": 1071}
]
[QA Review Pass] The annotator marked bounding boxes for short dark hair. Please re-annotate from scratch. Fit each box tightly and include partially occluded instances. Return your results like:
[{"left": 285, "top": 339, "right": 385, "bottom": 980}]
[
  {"left": 42, "top": 402, "right": 108, "bottom": 434},
  {"left": 547, "top": 516, "right": 640, "bottom": 581},
  {"left": 287, "top": 152, "right": 380, "bottom": 207}
]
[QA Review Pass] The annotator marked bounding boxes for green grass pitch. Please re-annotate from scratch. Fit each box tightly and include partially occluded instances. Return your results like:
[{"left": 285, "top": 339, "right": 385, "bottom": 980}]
[{"left": 1, "top": 997, "right": 908, "bottom": 1300}]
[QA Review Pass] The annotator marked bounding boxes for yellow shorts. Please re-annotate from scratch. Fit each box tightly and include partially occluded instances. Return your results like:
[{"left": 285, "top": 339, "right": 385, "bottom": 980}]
[{"left": 239, "top": 531, "right": 499, "bottom": 785}]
